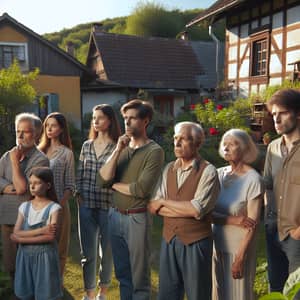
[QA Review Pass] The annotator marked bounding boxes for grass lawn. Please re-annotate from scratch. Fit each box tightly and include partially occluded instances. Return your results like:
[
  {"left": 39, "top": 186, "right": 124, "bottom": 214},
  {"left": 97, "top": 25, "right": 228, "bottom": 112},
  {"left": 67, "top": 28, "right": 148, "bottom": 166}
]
[
  {"left": 62, "top": 213, "right": 162, "bottom": 300},
  {"left": 1, "top": 201, "right": 269, "bottom": 300}
]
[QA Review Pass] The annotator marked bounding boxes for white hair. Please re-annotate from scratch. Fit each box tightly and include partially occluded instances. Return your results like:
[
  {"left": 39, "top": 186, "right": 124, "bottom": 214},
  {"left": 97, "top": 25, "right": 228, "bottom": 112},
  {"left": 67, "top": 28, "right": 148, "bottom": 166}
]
[
  {"left": 219, "top": 129, "right": 258, "bottom": 164},
  {"left": 174, "top": 121, "right": 205, "bottom": 147},
  {"left": 15, "top": 113, "right": 42, "bottom": 136}
]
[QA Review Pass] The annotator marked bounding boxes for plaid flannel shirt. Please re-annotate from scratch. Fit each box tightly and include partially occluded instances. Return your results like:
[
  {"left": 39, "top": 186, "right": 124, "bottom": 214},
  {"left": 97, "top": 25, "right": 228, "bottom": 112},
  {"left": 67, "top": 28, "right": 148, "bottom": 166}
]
[{"left": 76, "top": 140, "right": 115, "bottom": 209}]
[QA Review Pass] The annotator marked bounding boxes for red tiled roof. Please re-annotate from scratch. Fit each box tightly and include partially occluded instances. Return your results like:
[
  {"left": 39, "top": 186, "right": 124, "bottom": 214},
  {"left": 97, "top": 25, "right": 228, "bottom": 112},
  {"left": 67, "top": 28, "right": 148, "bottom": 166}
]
[
  {"left": 186, "top": 0, "right": 242, "bottom": 27},
  {"left": 92, "top": 32, "right": 204, "bottom": 90}
]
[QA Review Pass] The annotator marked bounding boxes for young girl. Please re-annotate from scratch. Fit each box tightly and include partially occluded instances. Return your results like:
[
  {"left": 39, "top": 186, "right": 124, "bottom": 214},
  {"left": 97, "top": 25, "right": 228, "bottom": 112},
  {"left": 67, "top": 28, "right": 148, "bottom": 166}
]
[
  {"left": 39, "top": 112, "right": 75, "bottom": 278},
  {"left": 11, "top": 166, "right": 63, "bottom": 300}
]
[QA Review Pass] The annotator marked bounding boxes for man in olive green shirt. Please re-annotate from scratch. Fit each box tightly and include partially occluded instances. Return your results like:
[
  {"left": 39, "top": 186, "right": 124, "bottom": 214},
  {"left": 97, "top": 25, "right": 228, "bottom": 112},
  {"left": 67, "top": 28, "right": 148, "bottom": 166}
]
[
  {"left": 264, "top": 88, "right": 300, "bottom": 292},
  {"left": 100, "top": 99, "right": 164, "bottom": 300}
]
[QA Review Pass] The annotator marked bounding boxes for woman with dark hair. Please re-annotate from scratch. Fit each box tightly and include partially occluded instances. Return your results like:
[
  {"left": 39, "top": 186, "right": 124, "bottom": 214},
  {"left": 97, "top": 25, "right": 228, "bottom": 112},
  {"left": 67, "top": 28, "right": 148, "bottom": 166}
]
[
  {"left": 76, "top": 104, "right": 121, "bottom": 300},
  {"left": 38, "top": 112, "right": 75, "bottom": 279}
]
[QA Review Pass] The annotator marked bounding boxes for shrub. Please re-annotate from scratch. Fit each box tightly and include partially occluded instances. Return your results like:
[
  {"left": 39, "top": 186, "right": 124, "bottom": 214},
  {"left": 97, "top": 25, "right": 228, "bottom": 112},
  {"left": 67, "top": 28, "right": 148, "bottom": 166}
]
[
  {"left": 250, "top": 80, "right": 300, "bottom": 103},
  {"left": 189, "top": 98, "right": 252, "bottom": 166}
]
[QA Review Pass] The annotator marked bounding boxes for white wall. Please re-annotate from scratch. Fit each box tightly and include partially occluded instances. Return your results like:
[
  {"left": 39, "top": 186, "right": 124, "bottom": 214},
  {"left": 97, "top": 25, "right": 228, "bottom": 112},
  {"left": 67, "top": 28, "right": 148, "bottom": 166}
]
[
  {"left": 226, "top": 4, "right": 300, "bottom": 97},
  {"left": 269, "top": 77, "right": 282, "bottom": 86},
  {"left": 287, "top": 5, "right": 300, "bottom": 26},
  {"left": 82, "top": 91, "right": 127, "bottom": 116},
  {"left": 174, "top": 96, "right": 185, "bottom": 116},
  {"left": 273, "top": 12, "right": 283, "bottom": 29},
  {"left": 269, "top": 54, "right": 282, "bottom": 73},
  {"left": 82, "top": 90, "right": 186, "bottom": 122}
]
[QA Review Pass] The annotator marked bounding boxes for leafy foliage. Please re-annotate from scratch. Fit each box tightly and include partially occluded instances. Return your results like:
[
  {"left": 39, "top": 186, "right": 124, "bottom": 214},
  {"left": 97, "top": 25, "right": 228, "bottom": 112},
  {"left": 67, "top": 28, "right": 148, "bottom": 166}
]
[
  {"left": 0, "top": 268, "right": 11, "bottom": 297},
  {"left": 255, "top": 261, "right": 269, "bottom": 297},
  {"left": 193, "top": 98, "right": 251, "bottom": 136},
  {"left": 259, "top": 287, "right": 300, "bottom": 300},
  {"left": 125, "top": 2, "right": 183, "bottom": 37},
  {"left": 249, "top": 80, "right": 300, "bottom": 103},
  {"left": 0, "top": 61, "right": 39, "bottom": 153},
  {"left": 0, "top": 61, "right": 38, "bottom": 110},
  {"left": 42, "top": 2, "right": 225, "bottom": 64}
]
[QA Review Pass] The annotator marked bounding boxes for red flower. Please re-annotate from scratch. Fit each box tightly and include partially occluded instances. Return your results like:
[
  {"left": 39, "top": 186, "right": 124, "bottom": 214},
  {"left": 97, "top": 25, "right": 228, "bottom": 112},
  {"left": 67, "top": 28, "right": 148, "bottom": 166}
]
[
  {"left": 190, "top": 104, "right": 196, "bottom": 110},
  {"left": 209, "top": 127, "right": 219, "bottom": 135},
  {"left": 203, "top": 98, "right": 210, "bottom": 104},
  {"left": 216, "top": 104, "right": 223, "bottom": 111}
]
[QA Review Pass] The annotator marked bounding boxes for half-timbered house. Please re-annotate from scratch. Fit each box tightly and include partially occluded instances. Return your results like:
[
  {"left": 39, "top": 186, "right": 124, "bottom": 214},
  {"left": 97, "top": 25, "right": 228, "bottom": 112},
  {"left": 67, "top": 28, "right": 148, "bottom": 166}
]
[{"left": 187, "top": 0, "right": 300, "bottom": 97}]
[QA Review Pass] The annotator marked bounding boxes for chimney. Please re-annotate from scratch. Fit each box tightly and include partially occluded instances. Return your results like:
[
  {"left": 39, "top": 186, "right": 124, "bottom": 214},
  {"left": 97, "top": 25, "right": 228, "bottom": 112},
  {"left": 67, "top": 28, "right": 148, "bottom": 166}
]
[
  {"left": 180, "top": 31, "right": 189, "bottom": 40},
  {"left": 66, "top": 41, "right": 75, "bottom": 56},
  {"left": 92, "top": 22, "right": 104, "bottom": 32}
]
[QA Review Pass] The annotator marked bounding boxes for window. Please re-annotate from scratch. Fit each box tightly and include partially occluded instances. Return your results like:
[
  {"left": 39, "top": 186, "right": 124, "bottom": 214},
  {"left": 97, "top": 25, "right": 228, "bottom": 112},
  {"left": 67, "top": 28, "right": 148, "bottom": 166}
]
[
  {"left": 153, "top": 95, "right": 174, "bottom": 117},
  {"left": 252, "top": 38, "right": 268, "bottom": 76},
  {"left": 26, "top": 94, "right": 59, "bottom": 120},
  {"left": 249, "top": 29, "right": 270, "bottom": 83},
  {"left": 0, "top": 43, "right": 28, "bottom": 70}
]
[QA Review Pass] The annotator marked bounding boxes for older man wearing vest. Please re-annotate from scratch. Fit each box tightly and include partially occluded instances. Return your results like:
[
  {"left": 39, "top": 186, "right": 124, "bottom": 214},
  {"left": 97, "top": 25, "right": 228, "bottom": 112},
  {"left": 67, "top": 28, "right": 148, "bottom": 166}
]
[{"left": 149, "top": 121, "right": 220, "bottom": 300}]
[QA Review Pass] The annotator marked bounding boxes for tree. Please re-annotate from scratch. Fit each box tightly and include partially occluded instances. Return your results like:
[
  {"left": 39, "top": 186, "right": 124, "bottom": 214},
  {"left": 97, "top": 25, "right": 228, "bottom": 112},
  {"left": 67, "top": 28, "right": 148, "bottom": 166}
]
[
  {"left": 42, "top": 5, "right": 222, "bottom": 61},
  {"left": 0, "top": 61, "right": 39, "bottom": 151},
  {"left": 125, "top": 1, "right": 183, "bottom": 38}
]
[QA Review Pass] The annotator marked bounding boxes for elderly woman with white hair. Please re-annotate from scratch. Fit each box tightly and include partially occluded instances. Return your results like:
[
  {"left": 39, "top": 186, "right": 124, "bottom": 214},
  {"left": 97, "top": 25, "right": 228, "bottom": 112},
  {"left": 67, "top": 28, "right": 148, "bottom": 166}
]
[{"left": 212, "top": 129, "right": 263, "bottom": 300}]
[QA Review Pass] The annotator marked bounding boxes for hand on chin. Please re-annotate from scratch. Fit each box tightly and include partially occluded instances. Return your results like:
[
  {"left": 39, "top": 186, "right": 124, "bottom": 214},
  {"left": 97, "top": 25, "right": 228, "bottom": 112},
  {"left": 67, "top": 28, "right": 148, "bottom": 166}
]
[{"left": 125, "top": 129, "right": 134, "bottom": 137}]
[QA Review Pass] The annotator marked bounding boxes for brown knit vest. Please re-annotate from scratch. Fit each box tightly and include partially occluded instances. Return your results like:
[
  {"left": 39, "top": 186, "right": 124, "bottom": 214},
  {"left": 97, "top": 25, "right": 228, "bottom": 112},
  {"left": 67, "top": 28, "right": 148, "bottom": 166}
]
[{"left": 163, "top": 159, "right": 212, "bottom": 245}]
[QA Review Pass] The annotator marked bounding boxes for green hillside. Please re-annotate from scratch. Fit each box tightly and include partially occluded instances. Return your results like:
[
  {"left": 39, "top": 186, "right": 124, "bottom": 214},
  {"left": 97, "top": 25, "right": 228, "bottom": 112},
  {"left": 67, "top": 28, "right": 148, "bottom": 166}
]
[{"left": 43, "top": 5, "right": 225, "bottom": 64}]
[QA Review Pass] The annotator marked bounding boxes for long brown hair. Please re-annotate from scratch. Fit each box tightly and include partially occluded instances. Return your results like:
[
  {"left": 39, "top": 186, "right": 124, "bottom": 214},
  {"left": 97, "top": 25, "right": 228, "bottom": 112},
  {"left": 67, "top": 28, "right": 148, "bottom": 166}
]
[
  {"left": 29, "top": 167, "right": 58, "bottom": 203},
  {"left": 88, "top": 104, "right": 121, "bottom": 142},
  {"left": 39, "top": 112, "right": 73, "bottom": 153}
]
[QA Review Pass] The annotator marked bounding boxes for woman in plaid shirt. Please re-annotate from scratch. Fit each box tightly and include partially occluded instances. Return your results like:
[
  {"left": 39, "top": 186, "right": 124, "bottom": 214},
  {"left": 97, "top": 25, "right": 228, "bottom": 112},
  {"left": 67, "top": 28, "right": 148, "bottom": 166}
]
[
  {"left": 76, "top": 104, "right": 121, "bottom": 300},
  {"left": 38, "top": 112, "right": 75, "bottom": 281}
]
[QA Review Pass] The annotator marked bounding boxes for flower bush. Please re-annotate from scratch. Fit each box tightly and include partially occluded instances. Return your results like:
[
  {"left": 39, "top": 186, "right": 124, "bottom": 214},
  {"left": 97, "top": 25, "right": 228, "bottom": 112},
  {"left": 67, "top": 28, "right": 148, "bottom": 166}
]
[
  {"left": 161, "top": 98, "right": 252, "bottom": 166},
  {"left": 187, "top": 98, "right": 252, "bottom": 167},
  {"left": 192, "top": 98, "right": 251, "bottom": 138}
]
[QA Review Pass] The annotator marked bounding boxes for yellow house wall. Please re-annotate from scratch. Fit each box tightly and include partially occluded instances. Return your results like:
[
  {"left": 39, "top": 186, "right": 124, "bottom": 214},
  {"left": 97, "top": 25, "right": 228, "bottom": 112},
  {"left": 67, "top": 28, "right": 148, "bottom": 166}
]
[
  {"left": 0, "top": 25, "right": 82, "bottom": 128},
  {"left": 0, "top": 25, "right": 28, "bottom": 42},
  {"left": 33, "top": 75, "right": 81, "bottom": 127}
]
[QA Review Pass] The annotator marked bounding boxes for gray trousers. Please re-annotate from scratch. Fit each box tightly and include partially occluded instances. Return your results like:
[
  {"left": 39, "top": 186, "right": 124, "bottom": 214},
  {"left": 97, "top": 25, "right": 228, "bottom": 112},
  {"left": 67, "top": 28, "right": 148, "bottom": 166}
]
[
  {"left": 280, "top": 235, "right": 300, "bottom": 273},
  {"left": 158, "top": 236, "right": 212, "bottom": 300},
  {"left": 109, "top": 208, "right": 152, "bottom": 300}
]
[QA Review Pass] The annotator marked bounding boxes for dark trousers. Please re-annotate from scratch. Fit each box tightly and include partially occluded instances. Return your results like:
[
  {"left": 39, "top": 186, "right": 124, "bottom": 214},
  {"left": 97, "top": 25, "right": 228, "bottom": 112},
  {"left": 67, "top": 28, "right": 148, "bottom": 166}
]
[
  {"left": 158, "top": 236, "right": 212, "bottom": 300},
  {"left": 265, "top": 223, "right": 289, "bottom": 292}
]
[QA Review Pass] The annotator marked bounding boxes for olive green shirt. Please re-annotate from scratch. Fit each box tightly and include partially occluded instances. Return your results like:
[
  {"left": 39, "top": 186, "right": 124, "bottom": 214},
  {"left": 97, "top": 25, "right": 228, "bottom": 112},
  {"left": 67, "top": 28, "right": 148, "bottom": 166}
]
[{"left": 101, "top": 140, "right": 164, "bottom": 210}]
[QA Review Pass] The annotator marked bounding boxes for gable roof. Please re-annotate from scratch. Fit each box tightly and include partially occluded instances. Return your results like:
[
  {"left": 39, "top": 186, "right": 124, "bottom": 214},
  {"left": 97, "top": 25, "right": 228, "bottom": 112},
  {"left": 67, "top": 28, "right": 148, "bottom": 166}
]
[
  {"left": 90, "top": 31, "right": 204, "bottom": 90},
  {"left": 0, "top": 13, "right": 88, "bottom": 72},
  {"left": 186, "top": 0, "right": 243, "bottom": 27}
]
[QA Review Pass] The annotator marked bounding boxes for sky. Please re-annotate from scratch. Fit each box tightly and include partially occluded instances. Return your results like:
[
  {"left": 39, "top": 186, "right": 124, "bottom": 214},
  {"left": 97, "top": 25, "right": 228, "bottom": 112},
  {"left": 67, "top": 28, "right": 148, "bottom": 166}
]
[{"left": 1, "top": 0, "right": 215, "bottom": 34}]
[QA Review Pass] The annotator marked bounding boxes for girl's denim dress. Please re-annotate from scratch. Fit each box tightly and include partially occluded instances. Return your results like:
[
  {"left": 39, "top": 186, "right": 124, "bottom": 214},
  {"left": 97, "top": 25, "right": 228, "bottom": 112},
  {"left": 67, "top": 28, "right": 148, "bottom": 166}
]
[{"left": 14, "top": 201, "right": 63, "bottom": 300}]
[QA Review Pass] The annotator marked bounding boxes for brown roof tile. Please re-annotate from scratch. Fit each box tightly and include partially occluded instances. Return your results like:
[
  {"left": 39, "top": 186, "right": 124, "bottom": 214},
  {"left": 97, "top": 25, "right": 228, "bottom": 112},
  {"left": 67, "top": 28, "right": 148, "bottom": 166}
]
[{"left": 92, "top": 32, "right": 204, "bottom": 89}]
